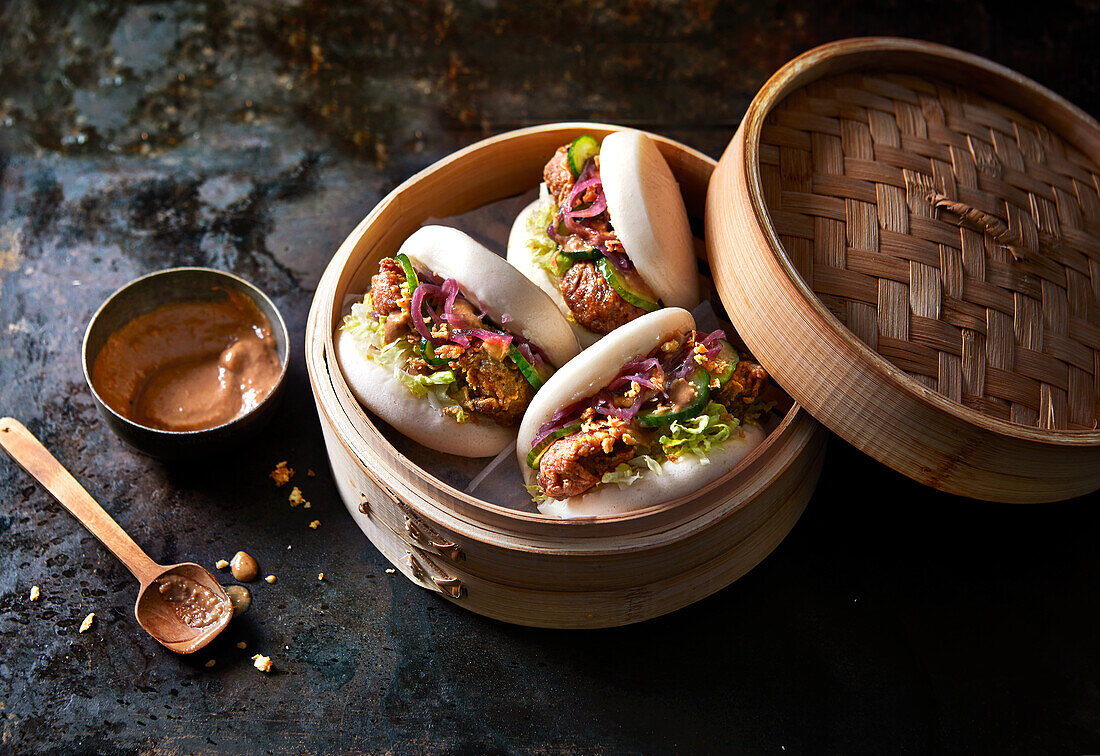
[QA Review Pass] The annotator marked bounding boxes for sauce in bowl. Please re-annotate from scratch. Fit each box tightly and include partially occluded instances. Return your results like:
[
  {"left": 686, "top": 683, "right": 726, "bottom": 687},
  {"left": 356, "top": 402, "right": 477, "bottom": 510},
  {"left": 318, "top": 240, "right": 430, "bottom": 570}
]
[{"left": 91, "top": 290, "right": 282, "bottom": 432}]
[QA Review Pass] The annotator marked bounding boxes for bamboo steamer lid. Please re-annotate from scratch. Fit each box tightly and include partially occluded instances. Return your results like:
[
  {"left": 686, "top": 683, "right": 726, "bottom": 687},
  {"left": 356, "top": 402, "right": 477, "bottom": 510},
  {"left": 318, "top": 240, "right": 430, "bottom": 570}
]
[{"left": 708, "top": 38, "right": 1100, "bottom": 503}]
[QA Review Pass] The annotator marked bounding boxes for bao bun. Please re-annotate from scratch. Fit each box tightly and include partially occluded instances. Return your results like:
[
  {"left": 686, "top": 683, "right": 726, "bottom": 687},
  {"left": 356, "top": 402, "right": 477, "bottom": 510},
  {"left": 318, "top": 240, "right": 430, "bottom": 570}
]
[
  {"left": 507, "top": 130, "right": 700, "bottom": 346},
  {"left": 335, "top": 335, "right": 515, "bottom": 457},
  {"left": 517, "top": 308, "right": 766, "bottom": 518},
  {"left": 337, "top": 225, "right": 581, "bottom": 458}
]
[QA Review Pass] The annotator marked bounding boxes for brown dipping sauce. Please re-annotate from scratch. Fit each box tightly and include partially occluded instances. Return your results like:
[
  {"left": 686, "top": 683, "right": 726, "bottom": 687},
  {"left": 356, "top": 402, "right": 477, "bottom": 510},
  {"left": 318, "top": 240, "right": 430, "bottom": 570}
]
[
  {"left": 157, "top": 574, "right": 232, "bottom": 629},
  {"left": 229, "top": 551, "right": 259, "bottom": 582},
  {"left": 224, "top": 585, "right": 252, "bottom": 616},
  {"left": 91, "top": 290, "right": 282, "bottom": 431}
]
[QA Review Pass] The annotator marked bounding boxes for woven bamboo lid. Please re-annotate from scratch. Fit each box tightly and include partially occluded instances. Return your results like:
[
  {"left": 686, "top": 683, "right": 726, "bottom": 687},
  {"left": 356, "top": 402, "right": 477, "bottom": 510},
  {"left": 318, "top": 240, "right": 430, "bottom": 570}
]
[{"left": 708, "top": 38, "right": 1100, "bottom": 502}]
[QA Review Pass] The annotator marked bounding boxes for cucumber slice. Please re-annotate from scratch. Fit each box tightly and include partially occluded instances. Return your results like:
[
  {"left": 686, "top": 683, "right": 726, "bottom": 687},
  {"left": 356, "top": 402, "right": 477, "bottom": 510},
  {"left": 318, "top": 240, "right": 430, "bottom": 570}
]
[
  {"left": 597, "top": 257, "right": 659, "bottom": 312},
  {"left": 710, "top": 340, "right": 740, "bottom": 386},
  {"left": 567, "top": 135, "right": 600, "bottom": 178},
  {"left": 508, "top": 345, "right": 547, "bottom": 390},
  {"left": 396, "top": 253, "right": 419, "bottom": 293},
  {"left": 557, "top": 247, "right": 602, "bottom": 266},
  {"left": 638, "top": 369, "right": 710, "bottom": 428},
  {"left": 526, "top": 422, "right": 582, "bottom": 469}
]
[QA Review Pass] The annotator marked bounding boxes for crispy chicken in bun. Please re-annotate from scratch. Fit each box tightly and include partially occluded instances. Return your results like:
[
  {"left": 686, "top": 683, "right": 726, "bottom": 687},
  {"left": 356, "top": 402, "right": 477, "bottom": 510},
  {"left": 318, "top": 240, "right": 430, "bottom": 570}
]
[
  {"left": 508, "top": 130, "right": 700, "bottom": 346},
  {"left": 338, "top": 225, "right": 581, "bottom": 457},
  {"left": 517, "top": 308, "right": 770, "bottom": 517}
]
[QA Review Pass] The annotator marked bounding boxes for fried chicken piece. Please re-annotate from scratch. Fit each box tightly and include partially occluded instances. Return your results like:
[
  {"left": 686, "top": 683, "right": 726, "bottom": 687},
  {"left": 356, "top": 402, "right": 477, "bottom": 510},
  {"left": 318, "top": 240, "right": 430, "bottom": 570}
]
[
  {"left": 451, "top": 343, "right": 533, "bottom": 426},
  {"left": 559, "top": 260, "right": 646, "bottom": 334},
  {"left": 368, "top": 258, "right": 407, "bottom": 316},
  {"left": 544, "top": 145, "right": 575, "bottom": 206},
  {"left": 714, "top": 359, "right": 768, "bottom": 408},
  {"left": 537, "top": 423, "right": 635, "bottom": 500}
]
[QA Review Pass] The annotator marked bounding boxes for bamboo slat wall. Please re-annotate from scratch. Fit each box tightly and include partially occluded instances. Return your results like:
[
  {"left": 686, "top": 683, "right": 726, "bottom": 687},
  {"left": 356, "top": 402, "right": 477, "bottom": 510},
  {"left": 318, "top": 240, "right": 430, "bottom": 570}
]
[{"left": 759, "top": 72, "right": 1100, "bottom": 431}]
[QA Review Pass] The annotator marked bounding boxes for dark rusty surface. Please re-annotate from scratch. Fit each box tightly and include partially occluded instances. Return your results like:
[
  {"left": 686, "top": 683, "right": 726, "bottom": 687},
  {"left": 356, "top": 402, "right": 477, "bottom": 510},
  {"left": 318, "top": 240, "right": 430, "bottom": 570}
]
[{"left": 1, "top": 1, "right": 1099, "bottom": 753}]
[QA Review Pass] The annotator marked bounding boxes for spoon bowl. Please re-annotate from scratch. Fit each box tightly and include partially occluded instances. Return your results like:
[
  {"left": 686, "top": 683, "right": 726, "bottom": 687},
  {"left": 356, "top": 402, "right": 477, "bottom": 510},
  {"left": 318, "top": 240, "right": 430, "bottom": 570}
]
[
  {"left": 0, "top": 418, "right": 234, "bottom": 654},
  {"left": 135, "top": 562, "right": 233, "bottom": 654}
]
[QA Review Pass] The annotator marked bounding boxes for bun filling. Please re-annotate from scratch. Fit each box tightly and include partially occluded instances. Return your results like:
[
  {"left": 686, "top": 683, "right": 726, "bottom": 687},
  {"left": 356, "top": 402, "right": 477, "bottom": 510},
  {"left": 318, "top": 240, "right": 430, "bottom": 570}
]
[
  {"left": 342, "top": 255, "right": 556, "bottom": 427},
  {"left": 525, "top": 137, "right": 661, "bottom": 335},
  {"left": 526, "top": 328, "right": 771, "bottom": 502}
]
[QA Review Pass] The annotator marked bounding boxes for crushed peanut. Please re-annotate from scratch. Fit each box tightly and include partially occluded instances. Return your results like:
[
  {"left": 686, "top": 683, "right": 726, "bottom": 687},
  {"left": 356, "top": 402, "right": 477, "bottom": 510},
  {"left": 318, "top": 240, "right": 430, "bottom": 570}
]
[
  {"left": 29, "top": 586, "right": 40, "bottom": 601},
  {"left": 265, "top": 575, "right": 277, "bottom": 584},
  {"left": 270, "top": 461, "right": 294, "bottom": 486},
  {"left": 308, "top": 520, "right": 320, "bottom": 530},
  {"left": 251, "top": 654, "right": 273, "bottom": 673},
  {"left": 236, "top": 642, "right": 247, "bottom": 649},
  {"left": 79, "top": 613, "right": 95, "bottom": 633},
  {"left": 215, "top": 559, "right": 230, "bottom": 570},
  {"left": 204, "top": 659, "right": 216, "bottom": 668},
  {"left": 288, "top": 487, "right": 304, "bottom": 506}
]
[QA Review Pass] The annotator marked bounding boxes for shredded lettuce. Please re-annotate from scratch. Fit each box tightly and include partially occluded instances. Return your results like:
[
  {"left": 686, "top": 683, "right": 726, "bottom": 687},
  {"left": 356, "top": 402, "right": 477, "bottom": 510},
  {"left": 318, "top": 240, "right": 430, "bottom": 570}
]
[
  {"left": 524, "top": 481, "right": 551, "bottom": 505},
  {"left": 658, "top": 401, "right": 740, "bottom": 464},
  {"left": 525, "top": 192, "right": 570, "bottom": 278},
  {"left": 596, "top": 403, "right": 742, "bottom": 493},
  {"left": 341, "top": 295, "right": 469, "bottom": 422},
  {"left": 601, "top": 454, "right": 662, "bottom": 488}
]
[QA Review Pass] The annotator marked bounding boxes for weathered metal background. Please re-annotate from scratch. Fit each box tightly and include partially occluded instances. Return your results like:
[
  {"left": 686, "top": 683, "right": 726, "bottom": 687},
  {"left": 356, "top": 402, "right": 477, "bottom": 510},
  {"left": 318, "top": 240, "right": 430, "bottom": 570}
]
[{"left": 1, "top": 1, "right": 1098, "bottom": 752}]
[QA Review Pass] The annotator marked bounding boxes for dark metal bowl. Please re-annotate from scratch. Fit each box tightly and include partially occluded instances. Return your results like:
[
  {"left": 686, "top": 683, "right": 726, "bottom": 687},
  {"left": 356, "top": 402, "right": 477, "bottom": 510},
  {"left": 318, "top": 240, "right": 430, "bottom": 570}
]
[{"left": 82, "top": 268, "right": 289, "bottom": 460}]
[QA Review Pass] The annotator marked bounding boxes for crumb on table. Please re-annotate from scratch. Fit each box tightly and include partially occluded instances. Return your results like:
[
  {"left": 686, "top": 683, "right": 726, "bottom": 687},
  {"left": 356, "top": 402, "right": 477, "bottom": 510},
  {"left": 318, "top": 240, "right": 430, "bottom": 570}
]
[
  {"left": 204, "top": 659, "right": 216, "bottom": 668},
  {"left": 29, "top": 586, "right": 40, "bottom": 601},
  {"left": 385, "top": 568, "right": 395, "bottom": 574},
  {"left": 270, "top": 461, "right": 294, "bottom": 486},
  {"left": 265, "top": 575, "right": 277, "bottom": 584},
  {"left": 308, "top": 520, "right": 320, "bottom": 530},
  {"left": 79, "top": 613, "right": 95, "bottom": 633},
  {"left": 252, "top": 654, "right": 273, "bottom": 672},
  {"left": 215, "top": 559, "right": 229, "bottom": 570},
  {"left": 307, "top": 469, "right": 315, "bottom": 477},
  {"left": 288, "top": 486, "right": 305, "bottom": 506},
  {"left": 317, "top": 573, "right": 324, "bottom": 581},
  {"left": 237, "top": 641, "right": 247, "bottom": 649}
]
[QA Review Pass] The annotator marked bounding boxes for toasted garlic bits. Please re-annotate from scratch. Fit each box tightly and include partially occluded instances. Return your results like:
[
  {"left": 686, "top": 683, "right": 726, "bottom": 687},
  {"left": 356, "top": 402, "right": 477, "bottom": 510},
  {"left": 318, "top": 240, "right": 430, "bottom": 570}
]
[
  {"left": 79, "top": 613, "right": 95, "bottom": 633},
  {"left": 264, "top": 575, "right": 277, "bottom": 584},
  {"left": 215, "top": 559, "right": 230, "bottom": 570},
  {"left": 29, "top": 586, "right": 40, "bottom": 601},
  {"left": 270, "top": 461, "right": 294, "bottom": 486},
  {"left": 252, "top": 654, "right": 273, "bottom": 672}
]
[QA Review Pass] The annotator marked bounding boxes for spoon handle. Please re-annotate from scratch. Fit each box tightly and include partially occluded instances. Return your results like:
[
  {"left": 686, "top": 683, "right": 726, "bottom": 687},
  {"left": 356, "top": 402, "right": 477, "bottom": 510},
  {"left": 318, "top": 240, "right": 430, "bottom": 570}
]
[{"left": 0, "top": 418, "right": 161, "bottom": 584}]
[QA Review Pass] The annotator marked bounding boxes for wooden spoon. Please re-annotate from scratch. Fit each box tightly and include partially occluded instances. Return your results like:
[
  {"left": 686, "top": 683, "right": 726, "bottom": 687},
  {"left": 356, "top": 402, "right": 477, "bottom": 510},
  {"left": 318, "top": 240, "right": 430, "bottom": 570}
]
[{"left": 0, "top": 418, "right": 232, "bottom": 654}]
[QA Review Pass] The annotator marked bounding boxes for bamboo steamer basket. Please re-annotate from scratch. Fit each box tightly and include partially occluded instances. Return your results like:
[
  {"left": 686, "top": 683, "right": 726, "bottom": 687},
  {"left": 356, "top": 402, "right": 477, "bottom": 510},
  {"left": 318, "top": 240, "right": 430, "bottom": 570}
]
[
  {"left": 306, "top": 123, "right": 827, "bottom": 628},
  {"left": 709, "top": 38, "right": 1100, "bottom": 503}
]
